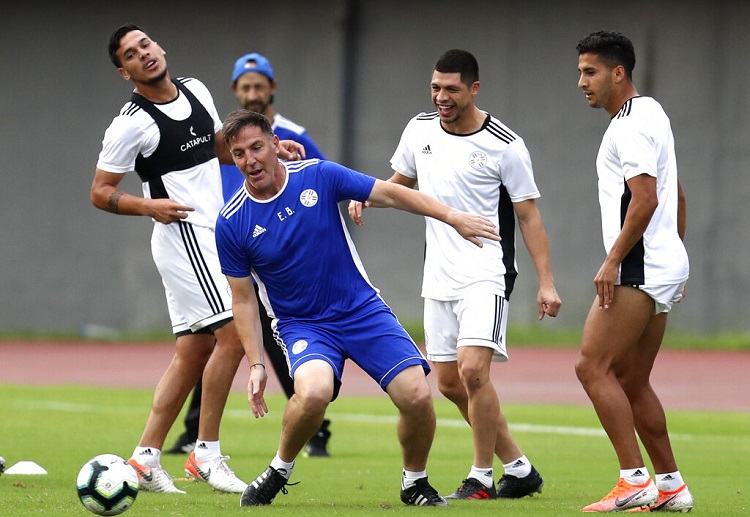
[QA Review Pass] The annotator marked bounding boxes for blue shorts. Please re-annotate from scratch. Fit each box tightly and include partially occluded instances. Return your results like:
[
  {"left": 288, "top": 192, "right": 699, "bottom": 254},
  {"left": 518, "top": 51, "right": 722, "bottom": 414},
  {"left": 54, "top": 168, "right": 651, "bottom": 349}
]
[{"left": 277, "top": 302, "right": 430, "bottom": 400}]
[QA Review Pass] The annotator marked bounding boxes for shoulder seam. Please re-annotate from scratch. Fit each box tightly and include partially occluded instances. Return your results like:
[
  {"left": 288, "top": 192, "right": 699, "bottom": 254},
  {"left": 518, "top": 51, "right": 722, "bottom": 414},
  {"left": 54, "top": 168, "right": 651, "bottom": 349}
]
[
  {"left": 220, "top": 189, "right": 247, "bottom": 219},
  {"left": 615, "top": 98, "right": 634, "bottom": 119},
  {"left": 122, "top": 102, "right": 140, "bottom": 116},
  {"left": 486, "top": 120, "right": 516, "bottom": 144},
  {"left": 285, "top": 158, "right": 320, "bottom": 173}
]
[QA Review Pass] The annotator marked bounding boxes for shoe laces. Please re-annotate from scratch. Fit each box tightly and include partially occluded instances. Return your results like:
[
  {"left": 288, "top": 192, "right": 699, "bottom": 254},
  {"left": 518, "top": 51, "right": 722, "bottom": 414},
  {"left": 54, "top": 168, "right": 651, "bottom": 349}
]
[
  {"left": 412, "top": 478, "right": 444, "bottom": 504},
  {"left": 457, "top": 478, "right": 482, "bottom": 493},
  {"left": 257, "top": 468, "right": 298, "bottom": 499},
  {"left": 498, "top": 473, "right": 520, "bottom": 485},
  {"left": 603, "top": 478, "right": 636, "bottom": 500},
  {"left": 212, "top": 455, "right": 236, "bottom": 475}
]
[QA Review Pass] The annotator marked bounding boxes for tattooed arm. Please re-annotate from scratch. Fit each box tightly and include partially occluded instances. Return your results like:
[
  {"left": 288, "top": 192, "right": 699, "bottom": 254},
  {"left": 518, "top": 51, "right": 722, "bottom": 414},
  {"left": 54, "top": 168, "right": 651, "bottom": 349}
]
[{"left": 90, "top": 168, "right": 194, "bottom": 224}]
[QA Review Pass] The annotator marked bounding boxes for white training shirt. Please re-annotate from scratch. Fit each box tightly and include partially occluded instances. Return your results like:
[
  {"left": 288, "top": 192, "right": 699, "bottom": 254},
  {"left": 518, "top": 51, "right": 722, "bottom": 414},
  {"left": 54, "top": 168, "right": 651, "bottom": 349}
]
[
  {"left": 391, "top": 112, "right": 540, "bottom": 301},
  {"left": 597, "top": 96, "right": 689, "bottom": 285},
  {"left": 96, "top": 77, "right": 225, "bottom": 229}
]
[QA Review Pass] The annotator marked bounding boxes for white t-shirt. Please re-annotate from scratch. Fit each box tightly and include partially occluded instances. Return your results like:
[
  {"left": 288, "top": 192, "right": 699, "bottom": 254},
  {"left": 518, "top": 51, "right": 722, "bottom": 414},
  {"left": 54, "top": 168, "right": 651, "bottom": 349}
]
[
  {"left": 597, "top": 96, "right": 689, "bottom": 285},
  {"left": 391, "top": 112, "right": 540, "bottom": 301},
  {"left": 97, "top": 77, "right": 224, "bottom": 229}
]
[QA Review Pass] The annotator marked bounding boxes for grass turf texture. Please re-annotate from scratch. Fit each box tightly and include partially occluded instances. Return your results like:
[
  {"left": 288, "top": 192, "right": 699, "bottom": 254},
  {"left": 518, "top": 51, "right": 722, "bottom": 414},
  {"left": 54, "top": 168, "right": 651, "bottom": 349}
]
[{"left": 0, "top": 386, "right": 748, "bottom": 516}]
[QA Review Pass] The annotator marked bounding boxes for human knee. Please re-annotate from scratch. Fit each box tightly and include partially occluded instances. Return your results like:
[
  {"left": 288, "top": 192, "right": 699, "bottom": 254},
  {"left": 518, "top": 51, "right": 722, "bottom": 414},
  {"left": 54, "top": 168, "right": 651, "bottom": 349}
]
[
  {"left": 291, "top": 383, "right": 331, "bottom": 415},
  {"left": 402, "top": 388, "right": 435, "bottom": 420},
  {"left": 437, "top": 373, "right": 465, "bottom": 402},
  {"left": 457, "top": 361, "right": 489, "bottom": 392},
  {"left": 574, "top": 355, "right": 597, "bottom": 389},
  {"left": 390, "top": 377, "right": 434, "bottom": 415}
]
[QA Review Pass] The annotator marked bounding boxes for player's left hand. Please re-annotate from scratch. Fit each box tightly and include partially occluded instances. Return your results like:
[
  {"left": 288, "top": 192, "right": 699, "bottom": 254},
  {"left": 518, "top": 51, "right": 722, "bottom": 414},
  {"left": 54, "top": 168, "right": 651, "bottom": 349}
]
[
  {"left": 279, "top": 140, "right": 306, "bottom": 161},
  {"left": 348, "top": 199, "right": 372, "bottom": 226}
]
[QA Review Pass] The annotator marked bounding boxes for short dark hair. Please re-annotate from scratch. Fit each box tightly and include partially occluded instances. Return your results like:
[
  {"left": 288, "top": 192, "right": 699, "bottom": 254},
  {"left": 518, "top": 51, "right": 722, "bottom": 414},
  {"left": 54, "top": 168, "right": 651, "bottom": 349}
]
[
  {"left": 434, "top": 49, "right": 479, "bottom": 87},
  {"left": 222, "top": 109, "right": 274, "bottom": 146},
  {"left": 108, "top": 24, "right": 144, "bottom": 68},
  {"left": 576, "top": 30, "right": 636, "bottom": 78}
]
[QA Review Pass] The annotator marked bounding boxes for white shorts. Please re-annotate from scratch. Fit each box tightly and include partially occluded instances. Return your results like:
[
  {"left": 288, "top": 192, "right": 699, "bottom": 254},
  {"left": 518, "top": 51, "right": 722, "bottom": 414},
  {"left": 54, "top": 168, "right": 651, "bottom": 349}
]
[
  {"left": 151, "top": 221, "right": 233, "bottom": 333},
  {"left": 423, "top": 290, "right": 509, "bottom": 363},
  {"left": 637, "top": 281, "right": 687, "bottom": 314}
]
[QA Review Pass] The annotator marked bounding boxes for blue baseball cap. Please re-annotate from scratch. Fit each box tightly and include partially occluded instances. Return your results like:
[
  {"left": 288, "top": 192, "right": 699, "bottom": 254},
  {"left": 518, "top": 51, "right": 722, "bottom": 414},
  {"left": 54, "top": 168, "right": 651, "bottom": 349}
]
[{"left": 232, "top": 53, "right": 275, "bottom": 84}]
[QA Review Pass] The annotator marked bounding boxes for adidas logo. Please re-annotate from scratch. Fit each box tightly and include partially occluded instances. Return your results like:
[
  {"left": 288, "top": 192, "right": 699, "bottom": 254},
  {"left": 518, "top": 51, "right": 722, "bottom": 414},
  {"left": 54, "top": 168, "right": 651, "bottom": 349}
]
[
  {"left": 632, "top": 469, "right": 644, "bottom": 477},
  {"left": 510, "top": 459, "right": 525, "bottom": 468},
  {"left": 197, "top": 442, "right": 208, "bottom": 450},
  {"left": 142, "top": 448, "right": 154, "bottom": 456},
  {"left": 252, "top": 225, "right": 266, "bottom": 238},
  {"left": 661, "top": 474, "right": 675, "bottom": 481},
  {"left": 422, "top": 144, "right": 432, "bottom": 154}
]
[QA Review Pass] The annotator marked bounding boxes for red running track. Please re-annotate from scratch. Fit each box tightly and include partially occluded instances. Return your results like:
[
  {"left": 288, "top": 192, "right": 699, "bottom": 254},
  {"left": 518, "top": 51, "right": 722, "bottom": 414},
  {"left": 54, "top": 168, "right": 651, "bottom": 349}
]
[{"left": 1, "top": 341, "right": 747, "bottom": 412}]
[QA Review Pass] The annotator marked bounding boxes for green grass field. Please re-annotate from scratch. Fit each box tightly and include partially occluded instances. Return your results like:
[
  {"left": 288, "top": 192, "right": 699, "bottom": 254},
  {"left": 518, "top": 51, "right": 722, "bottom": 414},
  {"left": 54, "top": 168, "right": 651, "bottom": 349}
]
[{"left": 0, "top": 385, "right": 748, "bottom": 516}]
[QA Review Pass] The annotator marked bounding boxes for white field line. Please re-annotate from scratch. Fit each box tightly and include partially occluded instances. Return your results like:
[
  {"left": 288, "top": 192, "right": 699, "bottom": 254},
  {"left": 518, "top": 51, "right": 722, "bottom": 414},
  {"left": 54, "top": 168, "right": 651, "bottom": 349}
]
[{"left": 12, "top": 400, "right": 694, "bottom": 440}]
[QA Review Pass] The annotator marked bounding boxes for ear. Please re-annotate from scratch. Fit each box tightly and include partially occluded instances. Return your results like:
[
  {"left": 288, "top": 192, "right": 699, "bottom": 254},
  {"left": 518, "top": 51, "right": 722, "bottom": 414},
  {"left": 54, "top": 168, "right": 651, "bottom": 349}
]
[
  {"left": 612, "top": 64, "right": 626, "bottom": 83},
  {"left": 471, "top": 80, "right": 480, "bottom": 96},
  {"left": 117, "top": 68, "right": 131, "bottom": 81}
]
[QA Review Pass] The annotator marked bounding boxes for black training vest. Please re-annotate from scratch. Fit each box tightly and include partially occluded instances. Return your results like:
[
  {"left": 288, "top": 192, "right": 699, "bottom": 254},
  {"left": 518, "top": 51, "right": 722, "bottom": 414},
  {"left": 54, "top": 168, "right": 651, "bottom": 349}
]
[{"left": 131, "top": 78, "right": 217, "bottom": 199}]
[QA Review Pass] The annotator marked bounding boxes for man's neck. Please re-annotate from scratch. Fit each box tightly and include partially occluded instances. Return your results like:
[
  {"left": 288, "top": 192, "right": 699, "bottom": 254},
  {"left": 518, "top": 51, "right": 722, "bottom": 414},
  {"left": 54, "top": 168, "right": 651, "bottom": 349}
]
[
  {"left": 442, "top": 107, "right": 486, "bottom": 135},
  {"left": 607, "top": 84, "right": 639, "bottom": 117},
  {"left": 134, "top": 73, "right": 178, "bottom": 103}
]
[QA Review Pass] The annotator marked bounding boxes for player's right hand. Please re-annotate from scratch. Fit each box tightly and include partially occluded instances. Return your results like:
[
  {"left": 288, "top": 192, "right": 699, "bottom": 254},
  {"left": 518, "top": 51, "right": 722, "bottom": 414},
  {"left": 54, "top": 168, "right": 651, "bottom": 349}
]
[{"left": 149, "top": 199, "right": 195, "bottom": 224}]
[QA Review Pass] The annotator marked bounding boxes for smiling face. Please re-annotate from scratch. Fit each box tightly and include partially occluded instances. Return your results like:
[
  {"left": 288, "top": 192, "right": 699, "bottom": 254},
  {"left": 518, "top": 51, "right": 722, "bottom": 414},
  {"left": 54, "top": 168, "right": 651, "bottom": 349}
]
[
  {"left": 115, "top": 30, "right": 167, "bottom": 85},
  {"left": 430, "top": 71, "right": 479, "bottom": 131},
  {"left": 229, "top": 124, "right": 283, "bottom": 199}
]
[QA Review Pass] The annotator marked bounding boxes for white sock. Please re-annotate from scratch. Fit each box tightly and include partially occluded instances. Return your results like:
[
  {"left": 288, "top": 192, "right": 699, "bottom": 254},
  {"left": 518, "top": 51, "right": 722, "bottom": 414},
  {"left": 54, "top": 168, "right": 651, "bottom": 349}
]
[
  {"left": 468, "top": 465, "right": 494, "bottom": 488},
  {"left": 654, "top": 470, "right": 685, "bottom": 492},
  {"left": 502, "top": 455, "right": 531, "bottom": 478},
  {"left": 132, "top": 446, "right": 160, "bottom": 467},
  {"left": 402, "top": 468, "right": 426, "bottom": 489},
  {"left": 194, "top": 440, "right": 221, "bottom": 462},
  {"left": 270, "top": 452, "right": 295, "bottom": 479},
  {"left": 621, "top": 467, "right": 650, "bottom": 485}
]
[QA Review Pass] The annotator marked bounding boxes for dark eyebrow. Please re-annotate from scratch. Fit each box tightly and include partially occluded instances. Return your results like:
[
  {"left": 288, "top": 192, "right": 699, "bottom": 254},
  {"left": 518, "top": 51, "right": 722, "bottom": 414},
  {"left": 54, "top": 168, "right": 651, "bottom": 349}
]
[{"left": 122, "top": 37, "right": 150, "bottom": 55}]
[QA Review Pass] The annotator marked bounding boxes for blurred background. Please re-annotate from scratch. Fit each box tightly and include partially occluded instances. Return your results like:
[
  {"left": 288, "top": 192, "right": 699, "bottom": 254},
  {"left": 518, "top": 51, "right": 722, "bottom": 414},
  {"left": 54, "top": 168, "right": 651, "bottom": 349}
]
[{"left": 1, "top": 0, "right": 748, "bottom": 339}]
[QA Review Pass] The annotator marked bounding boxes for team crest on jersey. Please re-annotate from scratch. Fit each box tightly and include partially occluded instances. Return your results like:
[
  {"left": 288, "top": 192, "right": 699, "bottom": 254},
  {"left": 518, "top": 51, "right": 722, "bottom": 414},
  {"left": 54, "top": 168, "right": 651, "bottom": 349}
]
[
  {"left": 299, "top": 189, "right": 318, "bottom": 207},
  {"left": 469, "top": 151, "right": 487, "bottom": 170},
  {"left": 292, "top": 339, "right": 308, "bottom": 355}
]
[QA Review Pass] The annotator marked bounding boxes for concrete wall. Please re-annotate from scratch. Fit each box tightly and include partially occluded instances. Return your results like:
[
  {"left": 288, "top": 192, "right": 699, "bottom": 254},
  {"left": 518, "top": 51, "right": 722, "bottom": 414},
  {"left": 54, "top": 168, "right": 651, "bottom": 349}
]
[{"left": 1, "top": 0, "right": 748, "bottom": 336}]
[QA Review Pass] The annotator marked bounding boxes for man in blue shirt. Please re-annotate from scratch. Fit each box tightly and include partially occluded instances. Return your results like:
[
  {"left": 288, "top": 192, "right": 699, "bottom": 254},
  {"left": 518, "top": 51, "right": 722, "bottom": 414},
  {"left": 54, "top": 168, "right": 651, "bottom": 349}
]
[
  {"left": 168, "top": 53, "right": 332, "bottom": 458},
  {"left": 217, "top": 109, "right": 499, "bottom": 507}
]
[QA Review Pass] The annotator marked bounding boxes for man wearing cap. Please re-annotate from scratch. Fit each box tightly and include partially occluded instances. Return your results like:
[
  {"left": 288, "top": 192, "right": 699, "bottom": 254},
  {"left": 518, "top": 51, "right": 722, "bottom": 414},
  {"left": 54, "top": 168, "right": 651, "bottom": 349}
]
[
  {"left": 231, "top": 53, "right": 326, "bottom": 172},
  {"left": 167, "top": 52, "right": 332, "bottom": 459}
]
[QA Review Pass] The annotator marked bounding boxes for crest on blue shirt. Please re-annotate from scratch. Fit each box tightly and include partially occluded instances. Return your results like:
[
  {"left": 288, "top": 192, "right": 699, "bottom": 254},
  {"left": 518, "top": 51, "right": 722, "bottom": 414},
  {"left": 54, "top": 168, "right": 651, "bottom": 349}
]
[{"left": 300, "top": 189, "right": 319, "bottom": 207}]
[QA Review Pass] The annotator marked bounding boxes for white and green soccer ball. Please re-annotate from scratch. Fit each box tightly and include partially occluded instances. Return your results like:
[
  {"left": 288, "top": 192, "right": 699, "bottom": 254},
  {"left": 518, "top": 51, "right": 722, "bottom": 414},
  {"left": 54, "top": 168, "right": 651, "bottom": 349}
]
[{"left": 76, "top": 454, "right": 138, "bottom": 516}]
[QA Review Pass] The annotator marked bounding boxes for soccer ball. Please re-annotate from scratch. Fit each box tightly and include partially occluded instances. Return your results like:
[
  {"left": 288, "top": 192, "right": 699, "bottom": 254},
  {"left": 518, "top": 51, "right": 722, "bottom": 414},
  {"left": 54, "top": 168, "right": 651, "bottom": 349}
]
[{"left": 76, "top": 454, "right": 138, "bottom": 516}]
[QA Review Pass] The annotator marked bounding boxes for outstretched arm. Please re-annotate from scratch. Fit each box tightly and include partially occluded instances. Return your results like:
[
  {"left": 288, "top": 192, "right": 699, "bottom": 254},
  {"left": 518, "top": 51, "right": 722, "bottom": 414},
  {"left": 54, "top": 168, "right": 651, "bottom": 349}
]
[
  {"left": 225, "top": 274, "right": 268, "bottom": 418},
  {"left": 365, "top": 178, "right": 499, "bottom": 248},
  {"left": 348, "top": 171, "right": 415, "bottom": 225},
  {"left": 514, "top": 199, "right": 561, "bottom": 319}
]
